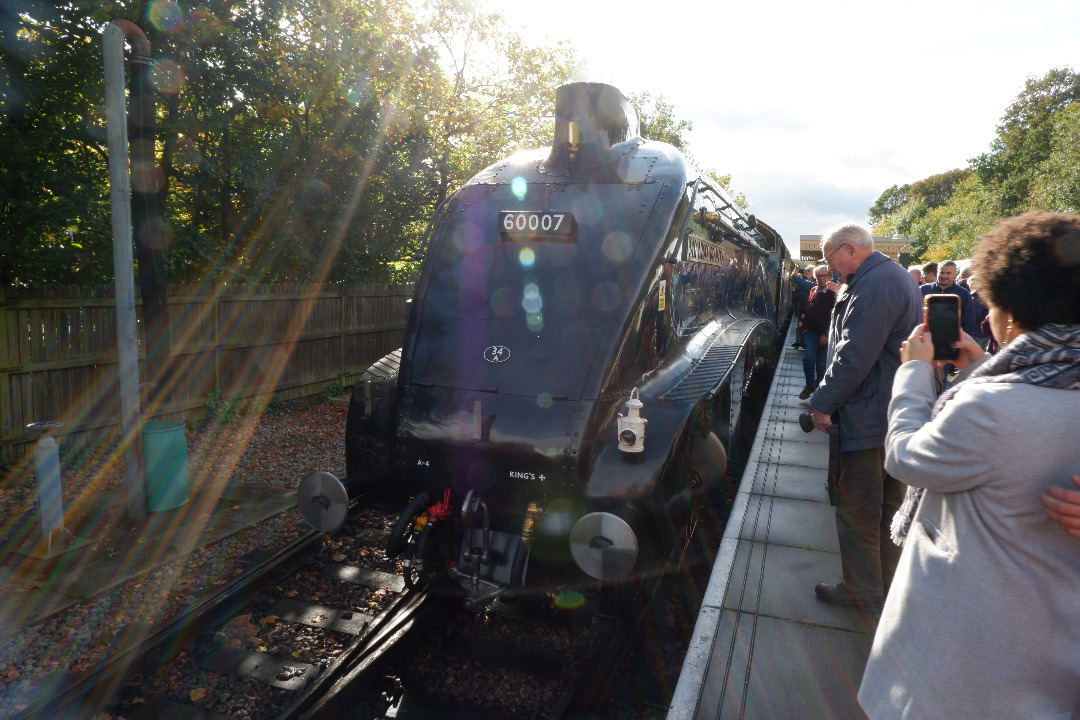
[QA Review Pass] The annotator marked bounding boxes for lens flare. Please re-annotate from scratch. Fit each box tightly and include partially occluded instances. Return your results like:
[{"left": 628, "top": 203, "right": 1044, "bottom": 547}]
[
  {"left": 1054, "top": 231, "right": 1080, "bottom": 265},
  {"left": 138, "top": 218, "right": 173, "bottom": 250},
  {"left": 346, "top": 75, "right": 371, "bottom": 105},
  {"left": 489, "top": 287, "right": 514, "bottom": 315},
  {"left": 511, "top": 176, "right": 527, "bottom": 200},
  {"left": 602, "top": 230, "right": 633, "bottom": 261},
  {"left": 147, "top": 0, "right": 184, "bottom": 33},
  {"left": 151, "top": 59, "right": 186, "bottom": 95},
  {"left": 540, "top": 498, "right": 574, "bottom": 535},
  {"left": 537, "top": 393, "right": 553, "bottom": 409},
  {"left": 518, "top": 247, "right": 535, "bottom": 268},
  {"left": 130, "top": 160, "right": 165, "bottom": 193},
  {"left": 522, "top": 283, "right": 542, "bottom": 313},
  {"left": 554, "top": 590, "right": 586, "bottom": 609},
  {"left": 590, "top": 281, "right": 621, "bottom": 312},
  {"left": 188, "top": 10, "right": 223, "bottom": 45}
]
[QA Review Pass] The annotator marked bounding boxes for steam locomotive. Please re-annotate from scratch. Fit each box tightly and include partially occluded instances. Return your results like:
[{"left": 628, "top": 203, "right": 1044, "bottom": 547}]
[{"left": 299, "top": 82, "right": 793, "bottom": 611}]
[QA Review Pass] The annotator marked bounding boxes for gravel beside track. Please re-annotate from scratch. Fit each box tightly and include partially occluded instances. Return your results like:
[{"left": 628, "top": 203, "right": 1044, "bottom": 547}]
[{"left": 0, "top": 397, "right": 348, "bottom": 718}]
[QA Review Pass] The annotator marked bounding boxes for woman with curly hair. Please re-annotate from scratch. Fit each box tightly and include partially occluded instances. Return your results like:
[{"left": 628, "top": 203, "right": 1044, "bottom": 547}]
[{"left": 858, "top": 211, "right": 1080, "bottom": 719}]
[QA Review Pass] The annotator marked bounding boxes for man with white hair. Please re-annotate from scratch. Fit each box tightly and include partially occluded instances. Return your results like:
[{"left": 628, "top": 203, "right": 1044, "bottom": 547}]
[{"left": 809, "top": 222, "right": 922, "bottom": 610}]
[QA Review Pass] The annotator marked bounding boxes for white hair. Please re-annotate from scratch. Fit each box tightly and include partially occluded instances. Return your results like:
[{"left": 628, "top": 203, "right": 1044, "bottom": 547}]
[{"left": 820, "top": 222, "right": 874, "bottom": 251}]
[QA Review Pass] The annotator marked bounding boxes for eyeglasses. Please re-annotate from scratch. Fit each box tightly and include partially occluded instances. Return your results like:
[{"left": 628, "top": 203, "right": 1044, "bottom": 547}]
[{"left": 823, "top": 242, "right": 849, "bottom": 265}]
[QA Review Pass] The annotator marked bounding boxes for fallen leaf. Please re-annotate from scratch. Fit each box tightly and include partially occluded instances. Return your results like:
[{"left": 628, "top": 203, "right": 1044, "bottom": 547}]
[
  {"left": 189, "top": 687, "right": 208, "bottom": 702},
  {"left": 259, "top": 615, "right": 279, "bottom": 626}
]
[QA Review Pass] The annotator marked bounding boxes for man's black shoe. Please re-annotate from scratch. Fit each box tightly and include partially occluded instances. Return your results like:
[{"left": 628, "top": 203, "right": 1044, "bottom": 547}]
[
  {"left": 798, "top": 386, "right": 814, "bottom": 400},
  {"left": 814, "top": 582, "right": 884, "bottom": 610},
  {"left": 790, "top": 343, "right": 803, "bottom": 349}
]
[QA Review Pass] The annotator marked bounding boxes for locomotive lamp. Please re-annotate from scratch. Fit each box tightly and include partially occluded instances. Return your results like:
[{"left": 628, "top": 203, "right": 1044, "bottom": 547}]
[{"left": 617, "top": 388, "right": 647, "bottom": 453}]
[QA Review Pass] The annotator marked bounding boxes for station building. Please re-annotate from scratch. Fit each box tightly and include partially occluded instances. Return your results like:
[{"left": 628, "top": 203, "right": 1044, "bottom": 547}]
[{"left": 799, "top": 234, "right": 912, "bottom": 267}]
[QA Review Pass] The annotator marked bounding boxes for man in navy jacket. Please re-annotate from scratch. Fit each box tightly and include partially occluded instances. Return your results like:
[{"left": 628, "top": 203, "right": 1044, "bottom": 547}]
[{"left": 810, "top": 223, "right": 923, "bottom": 610}]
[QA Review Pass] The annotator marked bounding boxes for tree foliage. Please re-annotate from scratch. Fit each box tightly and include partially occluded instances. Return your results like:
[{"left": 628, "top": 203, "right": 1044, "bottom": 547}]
[
  {"left": 420, "top": 0, "right": 579, "bottom": 204},
  {"left": 868, "top": 183, "right": 911, "bottom": 226},
  {"left": 870, "top": 67, "right": 1080, "bottom": 263},
  {"left": 1029, "top": 103, "right": 1080, "bottom": 213},
  {"left": 1, "top": 2, "right": 113, "bottom": 287},
  {"left": 972, "top": 68, "right": 1080, "bottom": 215},
  {"left": 0, "top": 0, "right": 579, "bottom": 287},
  {"left": 629, "top": 91, "right": 691, "bottom": 150}
]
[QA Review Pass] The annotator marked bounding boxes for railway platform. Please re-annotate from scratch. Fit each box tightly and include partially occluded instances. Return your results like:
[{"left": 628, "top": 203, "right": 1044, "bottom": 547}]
[{"left": 669, "top": 331, "right": 877, "bottom": 720}]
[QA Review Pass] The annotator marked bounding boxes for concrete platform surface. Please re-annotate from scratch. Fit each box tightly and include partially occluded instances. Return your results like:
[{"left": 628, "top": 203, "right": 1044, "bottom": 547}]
[{"left": 669, "top": 332, "right": 876, "bottom": 720}]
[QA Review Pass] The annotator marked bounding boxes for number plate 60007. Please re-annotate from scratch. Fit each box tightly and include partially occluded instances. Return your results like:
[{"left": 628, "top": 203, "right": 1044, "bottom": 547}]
[{"left": 498, "top": 211, "right": 576, "bottom": 242}]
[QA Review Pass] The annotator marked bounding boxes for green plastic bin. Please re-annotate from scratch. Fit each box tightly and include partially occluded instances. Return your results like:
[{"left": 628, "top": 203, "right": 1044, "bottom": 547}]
[{"left": 142, "top": 421, "right": 189, "bottom": 511}]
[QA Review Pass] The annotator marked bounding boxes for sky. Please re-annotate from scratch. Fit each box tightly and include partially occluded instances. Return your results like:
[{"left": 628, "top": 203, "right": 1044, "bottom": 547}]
[{"left": 486, "top": 0, "right": 1079, "bottom": 256}]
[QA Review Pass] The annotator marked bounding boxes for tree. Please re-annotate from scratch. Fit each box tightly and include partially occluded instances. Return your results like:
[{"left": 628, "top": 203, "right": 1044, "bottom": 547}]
[
  {"left": 161, "top": 0, "right": 443, "bottom": 284},
  {"left": 869, "top": 184, "right": 911, "bottom": 228},
  {"left": 971, "top": 67, "right": 1080, "bottom": 214},
  {"left": 909, "top": 169, "right": 969, "bottom": 209},
  {"left": 629, "top": 91, "right": 692, "bottom": 150},
  {"left": 1030, "top": 103, "right": 1080, "bottom": 213},
  {"left": 420, "top": 0, "right": 580, "bottom": 204},
  {"left": 0, "top": 2, "right": 113, "bottom": 287}
]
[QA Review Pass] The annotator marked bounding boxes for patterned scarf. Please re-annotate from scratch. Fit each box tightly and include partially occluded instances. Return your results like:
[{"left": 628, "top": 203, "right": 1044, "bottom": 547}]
[{"left": 890, "top": 323, "right": 1080, "bottom": 545}]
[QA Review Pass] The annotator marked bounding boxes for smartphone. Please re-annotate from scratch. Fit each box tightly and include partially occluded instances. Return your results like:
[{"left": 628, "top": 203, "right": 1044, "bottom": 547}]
[{"left": 925, "top": 294, "right": 961, "bottom": 361}]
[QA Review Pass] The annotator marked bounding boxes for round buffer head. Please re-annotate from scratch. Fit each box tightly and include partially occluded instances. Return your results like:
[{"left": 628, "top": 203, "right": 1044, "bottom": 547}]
[
  {"left": 569, "top": 511, "right": 638, "bottom": 580},
  {"left": 298, "top": 471, "right": 349, "bottom": 533}
]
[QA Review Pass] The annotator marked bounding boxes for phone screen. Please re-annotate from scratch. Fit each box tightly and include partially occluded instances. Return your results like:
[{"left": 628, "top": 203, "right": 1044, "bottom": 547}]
[{"left": 926, "top": 296, "right": 960, "bottom": 361}]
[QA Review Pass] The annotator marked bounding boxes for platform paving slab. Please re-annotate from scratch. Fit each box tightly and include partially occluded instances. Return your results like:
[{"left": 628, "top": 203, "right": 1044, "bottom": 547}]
[
  {"left": 698, "top": 612, "right": 872, "bottom": 720},
  {"left": 747, "top": 462, "right": 831, "bottom": 503},
  {"left": 737, "top": 495, "right": 841, "bottom": 553}
]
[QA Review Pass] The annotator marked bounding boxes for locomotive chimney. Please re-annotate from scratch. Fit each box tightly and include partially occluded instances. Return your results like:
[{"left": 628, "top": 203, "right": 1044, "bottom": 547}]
[{"left": 547, "top": 82, "right": 639, "bottom": 174}]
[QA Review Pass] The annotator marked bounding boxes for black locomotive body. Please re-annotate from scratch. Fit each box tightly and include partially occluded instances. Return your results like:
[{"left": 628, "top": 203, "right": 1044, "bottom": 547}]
[{"left": 300, "top": 83, "right": 793, "bottom": 609}]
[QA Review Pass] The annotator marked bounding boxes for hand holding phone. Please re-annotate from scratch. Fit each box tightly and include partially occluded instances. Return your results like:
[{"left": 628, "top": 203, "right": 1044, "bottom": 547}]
[{"left": 924, "top": 294, "right": 961, "bottom": 361}]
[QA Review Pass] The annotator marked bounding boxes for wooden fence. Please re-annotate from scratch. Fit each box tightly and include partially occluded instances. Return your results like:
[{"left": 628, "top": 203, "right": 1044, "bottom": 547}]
[{"left": 1, "top": 282, "right": 413, "bottom": 461}]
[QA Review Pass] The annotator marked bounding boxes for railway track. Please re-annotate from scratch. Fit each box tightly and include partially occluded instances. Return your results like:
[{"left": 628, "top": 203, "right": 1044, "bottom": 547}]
[{"left": 14, "top": 493, "right": 710, "bottom": 720}]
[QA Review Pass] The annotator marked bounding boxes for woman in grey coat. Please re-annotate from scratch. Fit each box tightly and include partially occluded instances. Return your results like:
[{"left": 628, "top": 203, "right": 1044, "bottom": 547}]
[{"left": 858, "top": 211, "right": 1080, "bottom": 719}]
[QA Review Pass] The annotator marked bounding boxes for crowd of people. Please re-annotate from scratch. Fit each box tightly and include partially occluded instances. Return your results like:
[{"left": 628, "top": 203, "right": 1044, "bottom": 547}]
[{"left": 791, "top": 211, "right": 1080, "bottom": 719}]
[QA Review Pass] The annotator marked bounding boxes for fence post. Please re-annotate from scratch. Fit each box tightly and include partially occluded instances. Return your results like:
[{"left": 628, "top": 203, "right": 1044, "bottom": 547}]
[
  {"left": 0, "top": 285, "right": 10, "bottom": 459},
  {"left": 214, "top": 286, "right": 221, "bottom": 411},
  {"left": 339, "top": 284, "right": 346, "bottom": 388}
]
